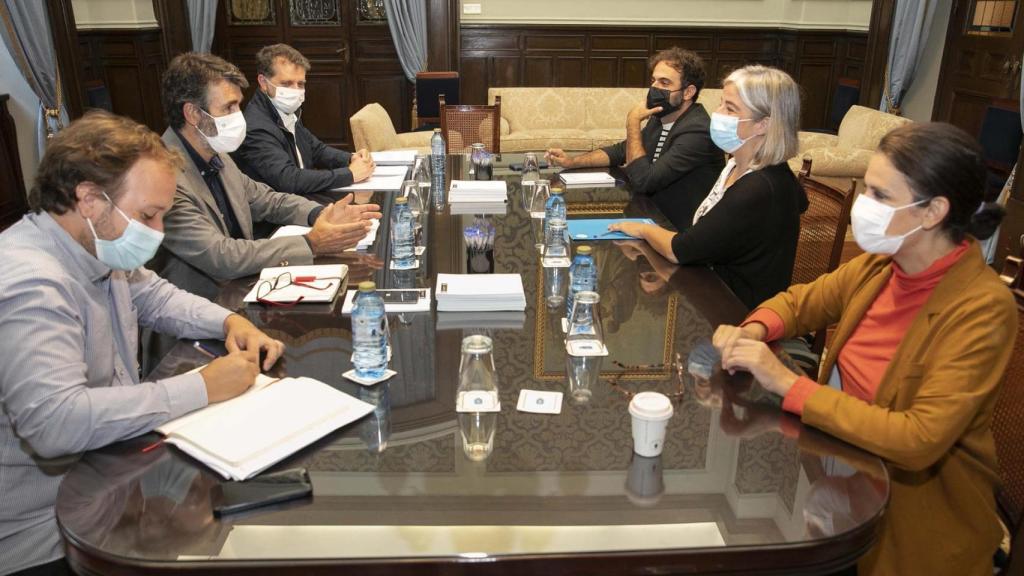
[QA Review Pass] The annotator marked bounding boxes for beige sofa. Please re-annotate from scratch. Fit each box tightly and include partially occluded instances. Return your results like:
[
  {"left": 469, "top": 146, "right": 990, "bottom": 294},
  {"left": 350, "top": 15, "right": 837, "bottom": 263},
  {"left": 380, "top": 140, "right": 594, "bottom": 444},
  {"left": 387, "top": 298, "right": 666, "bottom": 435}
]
[
  {"left": 487, "top": 87, "right": 723, "bottom": 152},
  {"left": 789, "top": 105, "right": 913, "bottom": 188},
  {"left": 349, "top": 103, "right": 433, "bottom": 153}
]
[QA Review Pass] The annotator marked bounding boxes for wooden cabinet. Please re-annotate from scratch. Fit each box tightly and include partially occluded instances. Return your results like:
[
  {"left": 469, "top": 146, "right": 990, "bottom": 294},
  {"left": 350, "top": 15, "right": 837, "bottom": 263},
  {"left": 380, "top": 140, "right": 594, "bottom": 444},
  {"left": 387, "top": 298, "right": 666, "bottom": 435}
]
[{"left": 0, "top": 95, "right": 28, "bottom": 231}]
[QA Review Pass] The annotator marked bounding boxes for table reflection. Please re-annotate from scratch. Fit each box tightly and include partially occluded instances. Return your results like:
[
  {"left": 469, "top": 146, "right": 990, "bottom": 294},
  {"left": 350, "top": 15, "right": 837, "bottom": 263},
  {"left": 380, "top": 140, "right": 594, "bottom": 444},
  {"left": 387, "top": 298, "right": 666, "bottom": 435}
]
[{"left": 58, "top": 153, "right": 888, "bottom": 574}]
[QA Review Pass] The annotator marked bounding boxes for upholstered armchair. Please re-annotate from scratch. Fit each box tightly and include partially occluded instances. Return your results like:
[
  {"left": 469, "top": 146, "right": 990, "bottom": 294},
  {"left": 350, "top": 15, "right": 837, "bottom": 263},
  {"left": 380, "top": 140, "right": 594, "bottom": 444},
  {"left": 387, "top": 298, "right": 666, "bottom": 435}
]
[
  {"left": 349, "top": 103, "right": 433, "bottom": 153},
  {"left": 789, "top": 105, "right": 912, "bottom": 186}
]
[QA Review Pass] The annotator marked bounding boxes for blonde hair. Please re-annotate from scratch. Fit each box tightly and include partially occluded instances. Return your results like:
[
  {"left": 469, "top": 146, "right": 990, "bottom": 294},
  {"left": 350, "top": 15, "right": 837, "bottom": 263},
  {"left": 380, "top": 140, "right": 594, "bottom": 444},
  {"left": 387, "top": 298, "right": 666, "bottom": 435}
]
[{"left": 724, "top": 65, "right": 800, "bottom": 169}]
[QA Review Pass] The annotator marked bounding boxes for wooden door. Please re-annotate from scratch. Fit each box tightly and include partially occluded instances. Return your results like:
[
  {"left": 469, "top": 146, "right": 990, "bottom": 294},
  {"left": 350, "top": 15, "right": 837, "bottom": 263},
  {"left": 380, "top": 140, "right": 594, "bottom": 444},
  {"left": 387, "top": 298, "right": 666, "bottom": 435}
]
[
  {"left": 214, "top": 0, "right": 411, "bottom": 151},
  {"left": 933, "top": 1, "right": 1024, "bottom": 263},
  {"left": 933, "top": 1, "right": 1023, "bottom": 131}
]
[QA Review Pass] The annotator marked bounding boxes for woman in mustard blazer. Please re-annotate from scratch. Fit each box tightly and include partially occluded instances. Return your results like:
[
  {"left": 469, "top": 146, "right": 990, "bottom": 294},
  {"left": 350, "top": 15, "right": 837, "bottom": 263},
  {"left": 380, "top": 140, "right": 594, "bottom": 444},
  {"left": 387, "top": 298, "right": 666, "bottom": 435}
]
[{"left": 713, "top": 122, "right": 1016, "bottom": 576}]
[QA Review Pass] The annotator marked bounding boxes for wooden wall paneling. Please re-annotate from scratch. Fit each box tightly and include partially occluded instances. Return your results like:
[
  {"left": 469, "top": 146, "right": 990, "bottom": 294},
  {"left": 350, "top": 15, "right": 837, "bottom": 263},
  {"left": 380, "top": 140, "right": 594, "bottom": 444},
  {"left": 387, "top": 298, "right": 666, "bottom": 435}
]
[
  {"left": 861, "top": 0, "right": 896, "bottom": 109},
  {"left": 524, "top": 57, "right": 555, "bottom": 86},
  {"left": 555, "top": 57, "right": 585, "bottom": 86},
  {"left": 47, "top": 0, "right": 86, "bottom": 119},
  {"left": 426, "top": 0, "right": 460, "bottom": 71},
  {"left": 458, "top": 25, "right": 867, "bottom": 129},
  {"left": 78, "top": 29, "right": 167, "bottom": 133},
  {"left": 460, "top": 57, "right": 489, "bottom": 103},
  {"left": 349, "top": 29, "right": 411, "bottom": 134},
  {"left": 589, "top": 57, "right": 619, "bottom": 87},
  {"left": 0, "top": 95, "right": 28, "bottom": 230},
  {"left": 151, "top": 0, "right": 192, "bottom": 60}
]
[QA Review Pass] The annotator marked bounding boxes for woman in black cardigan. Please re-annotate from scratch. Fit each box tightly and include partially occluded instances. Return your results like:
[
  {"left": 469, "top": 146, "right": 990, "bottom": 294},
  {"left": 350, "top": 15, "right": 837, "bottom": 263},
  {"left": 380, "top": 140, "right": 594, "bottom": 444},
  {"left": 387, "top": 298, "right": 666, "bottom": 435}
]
[{"left": 611, "top": 65, "right": 807, "bottom": 309}]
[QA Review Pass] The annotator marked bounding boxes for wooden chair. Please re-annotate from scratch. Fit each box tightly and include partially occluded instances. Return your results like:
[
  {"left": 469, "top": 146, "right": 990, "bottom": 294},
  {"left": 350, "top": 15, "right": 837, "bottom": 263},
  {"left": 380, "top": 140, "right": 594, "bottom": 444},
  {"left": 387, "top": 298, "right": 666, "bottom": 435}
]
[
  {"left": 415, "top": 71, "right": 459, "bottom": 129},
  {"left": 793, "top": 158, "right": 857, "bottom": 355},
  {"left": 993, "top": 281, "right": 1024, "bottom": 574},
  {"left": 439, "top": 94, "right": 501, "bottom": 154}
]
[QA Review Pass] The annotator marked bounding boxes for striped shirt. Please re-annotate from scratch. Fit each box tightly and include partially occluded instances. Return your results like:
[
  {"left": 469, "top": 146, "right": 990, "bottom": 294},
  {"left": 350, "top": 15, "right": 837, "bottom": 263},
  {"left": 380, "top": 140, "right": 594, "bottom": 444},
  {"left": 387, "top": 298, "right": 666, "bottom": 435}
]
[
  {"left": 652, "top": 122, "right": 674, "bottom": 162},
  {"left": 0, "top": 212, "right": 229, "bottom": 574}
]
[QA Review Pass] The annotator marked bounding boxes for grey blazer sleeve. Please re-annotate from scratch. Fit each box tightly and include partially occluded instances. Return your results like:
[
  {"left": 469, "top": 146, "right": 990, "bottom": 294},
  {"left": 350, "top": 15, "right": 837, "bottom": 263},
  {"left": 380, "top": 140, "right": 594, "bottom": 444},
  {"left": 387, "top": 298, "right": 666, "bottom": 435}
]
[
  {"left": 233, "top": 157, "right": 324, "bottom": 227},
  {"left": 161, "top": 187, "right": 315, "bottom": 282}
]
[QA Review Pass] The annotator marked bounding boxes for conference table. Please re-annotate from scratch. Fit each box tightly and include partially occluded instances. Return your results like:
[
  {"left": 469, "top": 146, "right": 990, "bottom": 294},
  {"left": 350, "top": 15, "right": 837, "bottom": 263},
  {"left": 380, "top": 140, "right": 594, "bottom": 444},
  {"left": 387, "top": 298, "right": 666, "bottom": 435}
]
[{"left": 56, "top": 154, "right": 888, "bottom": 575}]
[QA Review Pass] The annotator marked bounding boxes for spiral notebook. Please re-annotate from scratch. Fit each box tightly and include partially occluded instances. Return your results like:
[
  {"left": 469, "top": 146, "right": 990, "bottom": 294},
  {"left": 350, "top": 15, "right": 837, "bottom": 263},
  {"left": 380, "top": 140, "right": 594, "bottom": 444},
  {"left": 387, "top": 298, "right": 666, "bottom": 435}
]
[{"left": 156, "top": 375, "right": 374, "bottom": 481}]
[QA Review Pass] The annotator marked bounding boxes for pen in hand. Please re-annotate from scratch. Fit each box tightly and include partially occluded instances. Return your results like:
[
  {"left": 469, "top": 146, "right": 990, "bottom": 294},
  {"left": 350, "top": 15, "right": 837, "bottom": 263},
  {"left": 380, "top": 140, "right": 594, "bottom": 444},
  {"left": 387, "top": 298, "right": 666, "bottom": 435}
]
[{"left": 193, "top": 341, "right": 223, "bottom": 359}]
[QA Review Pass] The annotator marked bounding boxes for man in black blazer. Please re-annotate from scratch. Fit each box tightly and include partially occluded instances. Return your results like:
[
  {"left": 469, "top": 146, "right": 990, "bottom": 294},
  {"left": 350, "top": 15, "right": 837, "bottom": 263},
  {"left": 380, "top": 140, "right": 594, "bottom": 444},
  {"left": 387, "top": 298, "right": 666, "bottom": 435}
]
[
  {"left": 232, "top": 44, "right": 374, "bottom": 197},
  {"left": 546, "top": 48, "right": 724, "bottom": 230}
]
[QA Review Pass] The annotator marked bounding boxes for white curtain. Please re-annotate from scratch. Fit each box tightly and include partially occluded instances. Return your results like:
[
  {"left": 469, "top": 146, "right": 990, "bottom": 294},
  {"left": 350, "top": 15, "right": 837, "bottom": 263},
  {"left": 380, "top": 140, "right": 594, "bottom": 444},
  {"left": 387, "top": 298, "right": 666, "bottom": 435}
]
[
  {"left": 383, "top": 0, "right": 428, "bottom": 82},
  {"left": 880, "top": 0, "right": 938, "bottom": 114},
  {"left": 187, "top": 0, "right": 218, "bottom": 53},
  {"left": 0, "top": 0, "right": 69, "bottom": 157}
]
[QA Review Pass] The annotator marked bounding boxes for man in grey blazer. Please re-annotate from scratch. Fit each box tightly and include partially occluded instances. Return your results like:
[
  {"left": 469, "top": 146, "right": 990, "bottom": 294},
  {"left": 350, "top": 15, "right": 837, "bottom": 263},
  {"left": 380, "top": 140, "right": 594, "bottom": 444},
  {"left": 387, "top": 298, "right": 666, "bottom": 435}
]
[{"left": 152, "top": 52, "right": 381, "bottom": 302}]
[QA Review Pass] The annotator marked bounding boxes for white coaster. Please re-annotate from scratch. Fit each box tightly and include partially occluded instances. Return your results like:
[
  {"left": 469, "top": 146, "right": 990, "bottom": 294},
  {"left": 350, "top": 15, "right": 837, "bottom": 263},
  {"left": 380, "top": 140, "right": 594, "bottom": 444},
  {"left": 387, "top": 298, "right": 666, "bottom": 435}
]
[
  {"left": 561, "top": 317, "right": 568, "bottom": 333},
  {"left": 389, "top": 258, "right": 420, "bottom": 270},
  {"left": 456, "top": 391, "right": 501, "bottom": 413},
  {"left": 342, "top": 368, "right": 397, "bottom": 386},
  {"left": 566, "top": 340, "right": 609, "bottom": 357},
  {"left": 517, "top": 390, "right": 563, "bottom": 414},
  {"left": 415, "top": 246, "right": 426, "bottom": 256},
  {"left": 542, "top": 256, "right": 571, "bottom": 268},
  {"left": 530, "top": 211, "right": 546, "bottom": 219}
]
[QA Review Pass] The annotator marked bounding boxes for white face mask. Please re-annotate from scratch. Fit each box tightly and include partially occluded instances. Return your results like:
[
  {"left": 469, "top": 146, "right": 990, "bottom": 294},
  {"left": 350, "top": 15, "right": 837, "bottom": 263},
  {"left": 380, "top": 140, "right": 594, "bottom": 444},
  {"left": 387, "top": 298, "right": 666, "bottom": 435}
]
[
  {"left": 268, "top": 80, "right": 305, "bottom": 116},
  {"left": 85, "top": 192, "right": 165, "bottom": 270},
  {"left": 197, "top": 108, "right": 247, "bottom": 154},
  {"left": 709, "top": 112, "right": 754, "bottom": 154},
  {"left": 850, "top": 193, "right": 928, "bottom": 255}
]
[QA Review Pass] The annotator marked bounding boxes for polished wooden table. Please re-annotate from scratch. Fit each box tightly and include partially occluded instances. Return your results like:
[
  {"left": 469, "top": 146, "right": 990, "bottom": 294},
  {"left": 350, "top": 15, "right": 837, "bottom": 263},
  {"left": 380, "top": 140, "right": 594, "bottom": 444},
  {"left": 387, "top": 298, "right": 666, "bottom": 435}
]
[{"left": 56, "top": 154, "right": 888, "bottom": 575}]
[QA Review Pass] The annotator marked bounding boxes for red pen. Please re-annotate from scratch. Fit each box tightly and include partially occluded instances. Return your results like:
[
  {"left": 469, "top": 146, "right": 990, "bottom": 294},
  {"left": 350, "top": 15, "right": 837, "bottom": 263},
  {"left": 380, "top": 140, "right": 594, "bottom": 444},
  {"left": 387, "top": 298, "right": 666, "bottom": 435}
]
[
  {"left": 293, "top": 275, "right": 317, "bottom": 283},
  {"left": 141, "top": 439, "right": 164, "bottom": 453}
]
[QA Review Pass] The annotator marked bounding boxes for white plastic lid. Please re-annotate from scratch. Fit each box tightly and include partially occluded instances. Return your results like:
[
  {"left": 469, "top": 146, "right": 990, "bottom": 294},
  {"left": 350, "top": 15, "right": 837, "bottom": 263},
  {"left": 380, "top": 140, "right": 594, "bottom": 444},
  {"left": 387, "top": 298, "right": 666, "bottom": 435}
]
[{"left": 628, "top": 391, "right": 674, "bottom": 421}]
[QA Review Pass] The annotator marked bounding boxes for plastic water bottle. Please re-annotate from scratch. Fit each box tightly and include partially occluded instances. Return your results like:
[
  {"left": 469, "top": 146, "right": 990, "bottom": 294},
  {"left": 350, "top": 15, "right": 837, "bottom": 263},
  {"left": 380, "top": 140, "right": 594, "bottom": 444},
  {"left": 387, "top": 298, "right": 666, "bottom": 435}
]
[
  {"left": 567, "top": 245, "right": 597, "bottom": 319},
  {"left": 352, "top": 281, "right": 388, "bottom": 379},
  {"left": 543, "top": 188, "right": 566, "bottom": 245},
  {"left": 390, "top": 196, "right": 416, "bottom": 269},
  {"left": 430, "top": 129, "right": 446, "bottom": 209}
]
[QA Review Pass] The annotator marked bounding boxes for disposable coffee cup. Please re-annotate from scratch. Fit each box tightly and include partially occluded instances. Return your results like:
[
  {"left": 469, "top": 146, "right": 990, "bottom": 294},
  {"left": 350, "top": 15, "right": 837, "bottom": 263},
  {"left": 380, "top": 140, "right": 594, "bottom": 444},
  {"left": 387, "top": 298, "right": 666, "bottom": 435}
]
[{"left": 628, "top": 392, "right": 674, "bottom": 457}]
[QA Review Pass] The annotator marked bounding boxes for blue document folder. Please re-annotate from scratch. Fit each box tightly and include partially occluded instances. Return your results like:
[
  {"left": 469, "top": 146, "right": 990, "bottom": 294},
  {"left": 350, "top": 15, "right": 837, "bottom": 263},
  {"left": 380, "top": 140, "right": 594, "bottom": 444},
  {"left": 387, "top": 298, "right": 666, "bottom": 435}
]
[{"left": 566, "top": 218, "right": 656, "bottom": 240}]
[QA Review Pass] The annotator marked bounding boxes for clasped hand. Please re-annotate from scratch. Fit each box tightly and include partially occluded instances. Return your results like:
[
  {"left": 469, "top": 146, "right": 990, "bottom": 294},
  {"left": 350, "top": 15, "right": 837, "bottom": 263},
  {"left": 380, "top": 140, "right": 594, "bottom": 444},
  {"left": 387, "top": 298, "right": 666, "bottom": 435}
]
[{"left": 712, "top": 324, "right": 799, "bottom": 397}]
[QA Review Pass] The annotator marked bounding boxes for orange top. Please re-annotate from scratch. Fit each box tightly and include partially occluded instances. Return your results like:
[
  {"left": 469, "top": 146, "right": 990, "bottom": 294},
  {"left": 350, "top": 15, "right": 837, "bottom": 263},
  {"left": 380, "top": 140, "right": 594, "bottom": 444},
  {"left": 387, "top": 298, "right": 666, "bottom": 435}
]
[{"left": 744, "top": 242, "right": 970, "bottom": 415}]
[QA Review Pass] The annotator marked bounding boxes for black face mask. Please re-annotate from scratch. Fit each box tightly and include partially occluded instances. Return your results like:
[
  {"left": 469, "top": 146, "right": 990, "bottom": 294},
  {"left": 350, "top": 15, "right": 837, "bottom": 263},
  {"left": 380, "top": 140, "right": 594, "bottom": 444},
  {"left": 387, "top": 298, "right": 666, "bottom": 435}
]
[{"left": 646, "top": 86, "right": 684, "bottom": 118}]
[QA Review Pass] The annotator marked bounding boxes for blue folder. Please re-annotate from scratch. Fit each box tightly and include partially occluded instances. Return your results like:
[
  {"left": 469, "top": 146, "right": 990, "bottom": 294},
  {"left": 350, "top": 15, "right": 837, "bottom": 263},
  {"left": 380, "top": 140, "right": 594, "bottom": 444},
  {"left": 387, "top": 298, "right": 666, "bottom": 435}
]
[{"left": 566, "top": 218, "right": 656, "bottom": 240}]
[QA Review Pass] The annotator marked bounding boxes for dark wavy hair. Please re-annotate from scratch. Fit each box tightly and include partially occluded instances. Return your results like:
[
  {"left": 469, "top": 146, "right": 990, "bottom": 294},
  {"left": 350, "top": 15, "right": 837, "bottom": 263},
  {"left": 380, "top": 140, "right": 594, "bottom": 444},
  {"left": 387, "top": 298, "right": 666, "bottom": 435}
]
[
  {"left": 878, "top": 122, "right": 1005, "bottom": 242},
  {"left": 649, "top": 47, "right": 706, "bottom": 101},
  {"left": 161, "top": 52, "right": 249, "bottom": 130}
]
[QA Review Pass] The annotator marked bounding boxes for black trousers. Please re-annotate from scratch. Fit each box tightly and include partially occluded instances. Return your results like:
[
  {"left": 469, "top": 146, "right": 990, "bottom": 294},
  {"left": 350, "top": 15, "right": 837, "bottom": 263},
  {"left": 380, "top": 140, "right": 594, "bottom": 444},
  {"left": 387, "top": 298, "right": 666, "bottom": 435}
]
[{"left": 8, "top": 558, "right": 74, "bottom": 576}]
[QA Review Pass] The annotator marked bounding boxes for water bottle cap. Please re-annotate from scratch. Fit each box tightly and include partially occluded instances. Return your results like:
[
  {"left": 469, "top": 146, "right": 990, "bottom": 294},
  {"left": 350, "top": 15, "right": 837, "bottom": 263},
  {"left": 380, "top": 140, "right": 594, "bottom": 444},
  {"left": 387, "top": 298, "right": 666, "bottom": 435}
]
[
  {"left": 394, "top": 196, "right": 408, "bottom": 205},
  {"left": 433, "top": 128, "right": 441, "bottom": 133},
  {"left": 577, "top": 245, "right": 592, "bottom": 255},
  {"left": 551, "top": 188, "right": 563, "bottom": 195},
  {"left": 358, "top": 281, "right": 377, "bottom": 292}
]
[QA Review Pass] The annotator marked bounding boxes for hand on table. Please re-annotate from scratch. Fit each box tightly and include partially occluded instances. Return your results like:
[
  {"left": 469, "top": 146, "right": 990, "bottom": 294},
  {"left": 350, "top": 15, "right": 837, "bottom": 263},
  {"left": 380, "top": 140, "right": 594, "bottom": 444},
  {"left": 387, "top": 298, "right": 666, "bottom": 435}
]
[
  {"left": 325, "top": 193, "right": 381, "bottom": 225},
  {"left": 545, "top": 148, "right": 572, "bottom": 168},
  {"left": 349, "top": 152, "right": 375, "bottom": 183},
  {"left": 720, "top": 338, "right": 799, "bottom": 398},
  {"left": 607, "top": 221, "right": 650, "bottom": 240}
]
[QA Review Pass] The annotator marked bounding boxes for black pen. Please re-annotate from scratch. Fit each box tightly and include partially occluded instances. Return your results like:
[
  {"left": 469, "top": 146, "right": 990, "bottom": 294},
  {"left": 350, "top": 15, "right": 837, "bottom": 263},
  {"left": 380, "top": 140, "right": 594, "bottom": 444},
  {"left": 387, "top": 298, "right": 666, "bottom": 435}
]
[{"left": 193, "top": 341, "right": 223, "bottom": 359}]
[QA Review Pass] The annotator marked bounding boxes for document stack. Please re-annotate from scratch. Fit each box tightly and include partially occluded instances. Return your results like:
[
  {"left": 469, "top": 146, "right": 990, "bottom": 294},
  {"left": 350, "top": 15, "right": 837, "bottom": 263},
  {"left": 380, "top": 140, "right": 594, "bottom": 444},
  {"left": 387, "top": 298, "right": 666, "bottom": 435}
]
[
  {"left": 449, "top": 180, "right": 508, "bottom": 214},
  {"left": 371, "top": 150, "right": 417, "bottom": 165},
  {"left": 435, "top": 273, "right": 526, "bottom": 312},
  {"left": 558, "top": 172, "right": 617, "bottom": 187}
]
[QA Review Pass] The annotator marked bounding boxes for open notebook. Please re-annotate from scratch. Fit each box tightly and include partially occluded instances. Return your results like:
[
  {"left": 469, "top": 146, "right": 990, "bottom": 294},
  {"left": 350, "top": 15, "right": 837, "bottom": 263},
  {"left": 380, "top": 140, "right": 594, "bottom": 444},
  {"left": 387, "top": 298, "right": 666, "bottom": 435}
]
[{"left": 156, "top": 374, "right": 374, "bottom": 481}]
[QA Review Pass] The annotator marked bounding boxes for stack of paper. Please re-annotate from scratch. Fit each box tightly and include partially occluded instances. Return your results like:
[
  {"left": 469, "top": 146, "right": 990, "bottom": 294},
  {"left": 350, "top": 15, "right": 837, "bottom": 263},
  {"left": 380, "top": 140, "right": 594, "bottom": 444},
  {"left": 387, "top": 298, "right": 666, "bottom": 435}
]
[
  {"left": 371, "top": 150, "right": 417, "bottom": 166},
  {"left": 243, "top": 264, "right": 348, "bottom": 304},
  {"left": 156, "top": 375, "right": 375, "bottom": 480},
  {"left": 449, "top": 180, "right": 508, "bottom": 203},
  {"left": 559, "top": 172, "right": 617, "bottom": 187},
  {"left": 435, "top": 273, "right": 526, "bottom": 311},
  {"left": 271, "top": 219, "right": 379, "bottom": 251},
  {"left": 335, "top": 172, "right": 406, "bottom": 192}
]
